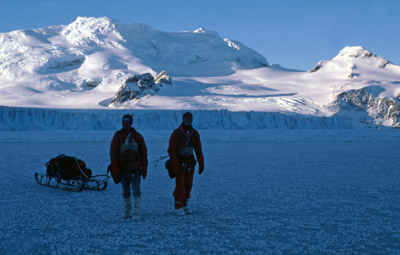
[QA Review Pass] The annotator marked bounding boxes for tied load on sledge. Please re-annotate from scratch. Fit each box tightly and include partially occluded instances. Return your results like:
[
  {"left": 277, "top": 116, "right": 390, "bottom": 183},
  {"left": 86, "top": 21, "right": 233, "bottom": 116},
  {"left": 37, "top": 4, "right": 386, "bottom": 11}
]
[{"left": 35, "top": 154, "right": 109, "bottom": 192}]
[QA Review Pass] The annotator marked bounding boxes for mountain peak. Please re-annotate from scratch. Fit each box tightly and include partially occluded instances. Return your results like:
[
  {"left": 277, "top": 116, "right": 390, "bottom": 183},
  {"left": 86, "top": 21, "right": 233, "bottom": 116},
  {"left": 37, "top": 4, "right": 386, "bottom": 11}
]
[
  {"left": 336, "top": 46, "right": 374, "bottom": 59},
  {"left": 335, "top": 46, "right": 391, "bottom": 68},
  {"left": 193, "top": 28, "right": 219, "bottom": 36},
  {"left": 61, "top": 16, "right": 124, "bottom": 46},
  {"left": 310, "top": 46, "right": 392, "bottom": 73},
  {"left": 64, "top": 16, "right": 120, "bottom": 33},
  {"left": 193, "top": 28, "right": 207, "bottom": 33}
]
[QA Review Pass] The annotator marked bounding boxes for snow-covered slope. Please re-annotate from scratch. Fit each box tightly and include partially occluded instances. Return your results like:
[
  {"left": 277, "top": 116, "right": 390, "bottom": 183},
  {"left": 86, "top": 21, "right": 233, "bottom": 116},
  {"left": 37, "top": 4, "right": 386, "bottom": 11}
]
[
  {"left": 0, "top": 17, "right": 400, "bottom": 128},
  {"left": 0, "top": 16, "right": 268, "bottom": 109}
]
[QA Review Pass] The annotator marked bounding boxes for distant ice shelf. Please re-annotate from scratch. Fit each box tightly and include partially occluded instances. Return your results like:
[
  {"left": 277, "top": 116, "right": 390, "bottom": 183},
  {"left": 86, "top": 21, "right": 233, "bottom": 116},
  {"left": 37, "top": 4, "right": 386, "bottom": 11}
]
[{"left": 0, "top": 105, "right": 353, "bottom": 130}]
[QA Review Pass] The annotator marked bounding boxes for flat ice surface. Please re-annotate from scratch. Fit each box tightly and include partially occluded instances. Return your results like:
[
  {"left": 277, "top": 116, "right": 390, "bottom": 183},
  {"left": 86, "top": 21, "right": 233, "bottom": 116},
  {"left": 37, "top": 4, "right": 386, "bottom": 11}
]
[{"left": 0, "top": 129, "right": 399, "bottom": 254}]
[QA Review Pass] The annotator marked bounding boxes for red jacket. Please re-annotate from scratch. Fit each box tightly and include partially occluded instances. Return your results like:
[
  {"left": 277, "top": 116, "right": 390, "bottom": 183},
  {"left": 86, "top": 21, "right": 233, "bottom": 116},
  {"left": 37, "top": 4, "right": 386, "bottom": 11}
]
[
  {"left": 168, "top": 124, "right": 204, "bottom": 175},
  {"left": 110, "top": 127, "right": 148, "bottom": 174}
]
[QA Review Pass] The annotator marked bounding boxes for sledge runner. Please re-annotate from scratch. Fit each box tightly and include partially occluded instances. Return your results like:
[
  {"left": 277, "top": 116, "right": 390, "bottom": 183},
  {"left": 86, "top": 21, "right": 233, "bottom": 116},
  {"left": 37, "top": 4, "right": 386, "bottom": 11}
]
[
  {"left": 168, "top": 112, "right": 204, "bottom": 216},
  {"left": 110, "top": 114, "right": 148, "bottom": 220}
]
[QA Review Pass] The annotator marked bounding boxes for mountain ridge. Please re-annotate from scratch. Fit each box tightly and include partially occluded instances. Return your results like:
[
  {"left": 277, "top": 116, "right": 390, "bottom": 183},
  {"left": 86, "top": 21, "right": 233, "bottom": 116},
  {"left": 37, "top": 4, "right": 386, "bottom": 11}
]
[{"left": 0, "top": 16, "right": 400, "bottom": 128}]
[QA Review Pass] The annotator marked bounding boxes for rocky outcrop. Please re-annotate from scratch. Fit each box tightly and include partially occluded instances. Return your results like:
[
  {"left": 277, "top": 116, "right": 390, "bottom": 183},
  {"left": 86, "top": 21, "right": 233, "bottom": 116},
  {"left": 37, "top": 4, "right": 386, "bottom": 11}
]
[
  {"left": 82, "top": 79, "right": 101, "bottom": 88},
  {"left": 348, "top": 73, "right": 360, "bottom": 78},
  {"left": 335, "top": 87, "right": 400, "bottom": 127},
  {"left": 110, "top": 71, "right": 171, "bottom": 105},
  {"left": 154, "top": 71, "right": 171, "bottom": 84},
  {"left": 309, "top": 61, "right": 323, "bottom": 73},
  {"left": 36, "top": 55, "right": 85, "bottom": 74}
]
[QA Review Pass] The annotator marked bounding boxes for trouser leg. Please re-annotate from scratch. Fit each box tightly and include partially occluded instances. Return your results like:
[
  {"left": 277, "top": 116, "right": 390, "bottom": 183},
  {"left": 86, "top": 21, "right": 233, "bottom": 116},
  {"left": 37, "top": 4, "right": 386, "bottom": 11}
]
[
  {"left": 131, "top": 170, "right": 142, "bottom": 218},
  {"left": 131, "top": 170, "right": 141, "bottom": 198},
  {"left": 174, "top": 167, "right": 195, "bottom": 209},
  {"left": 183, "top": 170, "right": 194, "bottom": 207},
  {"left": 174, "top": 171, "right": 186, "bottom": 209},
  {"left": 120, "top": 171, "right": 132, "bottom": 217},
  {"left": 120, "top": 171, "right": 132, "bottom": 199}
]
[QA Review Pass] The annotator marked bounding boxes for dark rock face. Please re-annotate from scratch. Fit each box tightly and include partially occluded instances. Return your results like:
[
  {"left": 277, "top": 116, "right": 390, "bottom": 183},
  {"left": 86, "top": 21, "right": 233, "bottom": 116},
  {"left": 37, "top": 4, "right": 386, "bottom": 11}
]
[
  {"left": 348, "top": 73, "right": 360, "bottom": 78},
  {"left": 309, "top": 61, "right": 323, "bottom": 73},
  {"left": 82, "top": 79, "right": 101, "bottom": 88},
  {"left": 110, "top": 71, "right": 171, "bottom": 104},
  {"left": 336, "top": 87, "right": 400, "bottom": 127}
]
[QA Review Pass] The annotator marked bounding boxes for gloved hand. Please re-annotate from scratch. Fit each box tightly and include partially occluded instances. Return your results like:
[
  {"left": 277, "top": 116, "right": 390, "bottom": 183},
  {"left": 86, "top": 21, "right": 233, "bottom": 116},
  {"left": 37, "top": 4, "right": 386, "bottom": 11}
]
[
  {"left": 199, "top": 160, "right": 204, "bottom": 175},
  {"left": 140, "top": 160, "right": 148, "bottom": 179},
  {"left": 141, "top": 165, "right": 147, "bottom": 179},
  {"left": 110, "top": 162, "right": 121, "bottom": 184}
]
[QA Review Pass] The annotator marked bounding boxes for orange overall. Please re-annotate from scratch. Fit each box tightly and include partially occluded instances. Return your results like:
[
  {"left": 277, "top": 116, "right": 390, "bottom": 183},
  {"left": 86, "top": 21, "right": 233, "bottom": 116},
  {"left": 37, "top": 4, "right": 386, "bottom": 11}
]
[{"left": 168, "top": 125, "right": 204, "bottom": 209}]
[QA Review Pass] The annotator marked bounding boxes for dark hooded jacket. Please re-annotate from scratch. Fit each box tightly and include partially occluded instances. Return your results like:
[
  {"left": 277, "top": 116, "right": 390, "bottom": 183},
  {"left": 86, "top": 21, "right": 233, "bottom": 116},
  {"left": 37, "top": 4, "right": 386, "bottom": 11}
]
[{"left": 110, "top": 127, "right": 148, "bottom": 173}]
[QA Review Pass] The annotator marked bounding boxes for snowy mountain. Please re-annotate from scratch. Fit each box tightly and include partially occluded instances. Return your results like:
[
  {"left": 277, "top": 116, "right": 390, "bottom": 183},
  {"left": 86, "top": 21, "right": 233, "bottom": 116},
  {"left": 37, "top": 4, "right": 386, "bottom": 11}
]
[
  {"left": 308, "top": 46, "right": 400, "bottom": 127},
  {"left": 0, "top": 17, "right": 400, "bottom": 129}
]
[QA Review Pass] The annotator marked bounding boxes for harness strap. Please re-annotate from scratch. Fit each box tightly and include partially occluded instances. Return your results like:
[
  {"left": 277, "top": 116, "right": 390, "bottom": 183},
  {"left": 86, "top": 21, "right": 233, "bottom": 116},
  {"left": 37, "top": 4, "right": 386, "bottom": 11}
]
[
  {"left": 176, "top": 128, "right": 193, "bottom": 143},
  {"left": 176, "top": 129, "right": 195, "bottom": 169},
  {"left": 125, "top": 131, "right": 131, "bottom": 144}
]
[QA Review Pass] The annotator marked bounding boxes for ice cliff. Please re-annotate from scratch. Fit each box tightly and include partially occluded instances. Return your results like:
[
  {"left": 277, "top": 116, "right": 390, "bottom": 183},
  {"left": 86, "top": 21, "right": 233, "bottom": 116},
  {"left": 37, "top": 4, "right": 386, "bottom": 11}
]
[{"left": 0, "top": 106, "right": 352, "bottom": 130}]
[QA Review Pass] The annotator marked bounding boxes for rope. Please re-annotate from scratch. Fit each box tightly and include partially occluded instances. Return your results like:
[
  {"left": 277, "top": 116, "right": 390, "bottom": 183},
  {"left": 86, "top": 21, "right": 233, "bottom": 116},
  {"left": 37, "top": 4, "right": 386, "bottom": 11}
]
[
  {"left": 152, "top": 155, "right": 169, "bottom": 168},
  {"left": 75, "top": 158, "right": 89, "bottom": 179}
]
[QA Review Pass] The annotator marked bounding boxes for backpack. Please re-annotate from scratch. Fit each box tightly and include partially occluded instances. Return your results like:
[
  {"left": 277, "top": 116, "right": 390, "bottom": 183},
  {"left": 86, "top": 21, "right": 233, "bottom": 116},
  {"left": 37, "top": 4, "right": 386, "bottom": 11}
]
[{"left": 46, "top": 154, "right": 92, "bottom": 180}]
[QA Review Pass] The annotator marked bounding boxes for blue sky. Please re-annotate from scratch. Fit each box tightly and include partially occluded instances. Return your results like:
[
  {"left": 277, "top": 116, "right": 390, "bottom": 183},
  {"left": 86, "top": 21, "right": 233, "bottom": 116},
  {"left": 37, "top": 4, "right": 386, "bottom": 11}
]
[{"left": 1, "top": 0, "right": 399, "bottom": 70}]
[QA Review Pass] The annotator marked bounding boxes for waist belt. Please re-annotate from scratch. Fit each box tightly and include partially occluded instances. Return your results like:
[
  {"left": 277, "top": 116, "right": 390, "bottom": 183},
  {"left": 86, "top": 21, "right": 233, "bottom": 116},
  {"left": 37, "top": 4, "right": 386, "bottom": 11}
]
[
  {"left": 120, "top": 142, "right": 138, "bottom": 153},
  {"left": 179, "top": 145, "right": 194, "bottom": 156}
]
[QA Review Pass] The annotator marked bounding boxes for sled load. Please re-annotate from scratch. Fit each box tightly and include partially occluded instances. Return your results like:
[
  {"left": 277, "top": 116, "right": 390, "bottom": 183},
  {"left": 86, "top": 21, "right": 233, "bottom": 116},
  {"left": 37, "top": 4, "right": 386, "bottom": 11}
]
[{"left": 34, "top": 154, "right": 109, "bottom": 192}]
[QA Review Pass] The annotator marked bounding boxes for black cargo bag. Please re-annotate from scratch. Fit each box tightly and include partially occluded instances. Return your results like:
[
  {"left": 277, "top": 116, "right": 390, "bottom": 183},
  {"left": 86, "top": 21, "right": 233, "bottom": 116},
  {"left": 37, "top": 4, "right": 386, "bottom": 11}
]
[
  {"left": 165, "top": 159, "right": 175, "bottom": 179},
  {"left": 46, "top": 154, "right": 92, "bottom": 180}
]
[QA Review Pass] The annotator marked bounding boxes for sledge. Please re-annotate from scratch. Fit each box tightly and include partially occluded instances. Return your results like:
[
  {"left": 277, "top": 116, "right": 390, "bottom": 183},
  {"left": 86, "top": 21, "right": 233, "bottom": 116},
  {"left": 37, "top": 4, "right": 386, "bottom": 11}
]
[
  {"left": 34, "top": 154, "right": 109, "bottom": 192},
  {"left": 34, "top": 172, "right": 109, "bottom": 192}
]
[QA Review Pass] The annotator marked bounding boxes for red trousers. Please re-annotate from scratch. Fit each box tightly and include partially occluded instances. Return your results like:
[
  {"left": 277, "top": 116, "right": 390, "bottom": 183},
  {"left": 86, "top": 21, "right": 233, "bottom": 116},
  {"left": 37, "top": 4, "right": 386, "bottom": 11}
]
[{"left": 173, "top": 169, "right": 194, "bottom": 209}]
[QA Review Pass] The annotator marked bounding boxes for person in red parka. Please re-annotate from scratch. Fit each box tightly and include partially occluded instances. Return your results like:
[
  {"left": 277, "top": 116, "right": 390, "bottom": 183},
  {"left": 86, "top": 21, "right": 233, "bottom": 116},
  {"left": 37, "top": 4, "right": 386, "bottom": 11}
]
[
  {"left": 110, "top": 114, "right": 148, "bottom": 220},
  {"left": 168, "top": 112, "right": 204, "bottom": 216}
]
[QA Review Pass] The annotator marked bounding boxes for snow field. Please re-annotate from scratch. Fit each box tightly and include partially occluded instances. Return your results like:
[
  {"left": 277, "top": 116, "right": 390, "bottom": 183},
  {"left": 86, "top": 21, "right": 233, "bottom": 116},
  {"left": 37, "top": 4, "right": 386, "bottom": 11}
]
[{"left": 0, "top": 129, "right": 399, "bottom": 254}]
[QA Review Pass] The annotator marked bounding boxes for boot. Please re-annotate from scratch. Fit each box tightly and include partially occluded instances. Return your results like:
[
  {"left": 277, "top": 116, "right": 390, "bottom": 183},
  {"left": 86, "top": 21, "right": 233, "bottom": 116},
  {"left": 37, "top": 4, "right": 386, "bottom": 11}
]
[
  {"left": 175, "top": 208, "right": 185, "bottom": 216},
  {"left": 183, "top": 206, "right": 192, "bottom": 214},
  {"left": 183, "top": 200, "right": 192, "bottom": 214},
  {"left": 122, "top": 197, "right": 131, "bottom": 218},
  {"left": 132, "top": 197, "right": 142, "bottom": 220}
]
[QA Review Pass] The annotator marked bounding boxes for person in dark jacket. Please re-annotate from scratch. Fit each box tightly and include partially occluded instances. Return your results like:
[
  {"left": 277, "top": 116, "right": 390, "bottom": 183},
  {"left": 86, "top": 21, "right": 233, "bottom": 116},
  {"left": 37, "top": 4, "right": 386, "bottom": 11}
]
[
  {"left": 110, "top": 114, "right": 148, "bottom": 219},
  {"left": 168, "top": 112, "right": 204, "bottom": 216}
]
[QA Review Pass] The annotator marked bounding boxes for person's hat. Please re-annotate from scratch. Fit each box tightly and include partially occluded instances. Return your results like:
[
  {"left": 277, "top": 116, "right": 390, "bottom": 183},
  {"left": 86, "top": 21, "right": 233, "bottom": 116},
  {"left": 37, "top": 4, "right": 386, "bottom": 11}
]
[
  {"left": 182, "top": 112, "right": 193, "bottom": 120},
  {"left": 122, "top": 114, "right": 133, "bottom": 123}
]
